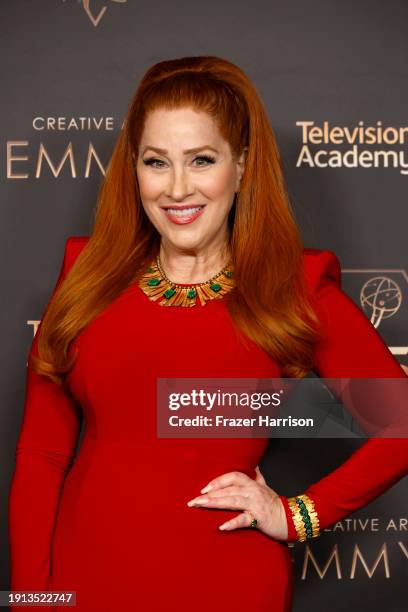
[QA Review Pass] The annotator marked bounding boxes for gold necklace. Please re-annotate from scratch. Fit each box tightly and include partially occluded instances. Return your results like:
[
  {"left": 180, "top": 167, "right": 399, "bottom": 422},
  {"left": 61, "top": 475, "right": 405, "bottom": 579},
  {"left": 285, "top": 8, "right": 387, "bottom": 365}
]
[{"left": 138, "top": 255, "right": 235, "bottom": 307}]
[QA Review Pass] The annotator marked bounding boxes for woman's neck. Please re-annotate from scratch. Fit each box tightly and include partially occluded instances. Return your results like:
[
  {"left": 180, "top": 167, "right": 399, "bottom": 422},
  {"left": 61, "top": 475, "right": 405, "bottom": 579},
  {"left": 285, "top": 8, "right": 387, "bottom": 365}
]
[{"left": 158, "top": 242, "right": 231, "bottom": 285}]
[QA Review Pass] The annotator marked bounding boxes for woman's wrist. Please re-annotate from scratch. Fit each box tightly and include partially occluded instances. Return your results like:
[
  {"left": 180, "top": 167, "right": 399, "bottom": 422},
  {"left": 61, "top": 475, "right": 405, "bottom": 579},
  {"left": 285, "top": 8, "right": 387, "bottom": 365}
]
[{"left": 278, "top": 493, "right": 321, "bottom": 543}]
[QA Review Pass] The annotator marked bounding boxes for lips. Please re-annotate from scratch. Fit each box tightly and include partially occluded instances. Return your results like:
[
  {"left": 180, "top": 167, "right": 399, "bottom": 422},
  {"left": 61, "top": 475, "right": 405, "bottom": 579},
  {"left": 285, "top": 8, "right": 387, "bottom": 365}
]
[
  {"left": 162, "top": 204, "right": 206, "bottom": 210},
  {"left": 162, "top": 205, "right": 205, "bottom": 225}
]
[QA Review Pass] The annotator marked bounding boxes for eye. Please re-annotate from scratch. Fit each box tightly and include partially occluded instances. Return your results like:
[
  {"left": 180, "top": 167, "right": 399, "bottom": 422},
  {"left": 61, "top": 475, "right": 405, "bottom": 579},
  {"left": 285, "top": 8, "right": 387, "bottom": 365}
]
[
  {"left": 143, "top": 157, "right": 166, "bottom": 169},
  {"left": 192, "top": 155, "right": 216, "bottom": 167},
  {"left": 142, "top": 155, "right": 216, "bottom": 169}
]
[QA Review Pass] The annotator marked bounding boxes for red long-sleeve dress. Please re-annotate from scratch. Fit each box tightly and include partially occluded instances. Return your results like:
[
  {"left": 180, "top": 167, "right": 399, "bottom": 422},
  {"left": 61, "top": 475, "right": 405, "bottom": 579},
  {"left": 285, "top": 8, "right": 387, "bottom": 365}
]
[{"left": 8, "top": 236, "right": 408, "bottom": 611}]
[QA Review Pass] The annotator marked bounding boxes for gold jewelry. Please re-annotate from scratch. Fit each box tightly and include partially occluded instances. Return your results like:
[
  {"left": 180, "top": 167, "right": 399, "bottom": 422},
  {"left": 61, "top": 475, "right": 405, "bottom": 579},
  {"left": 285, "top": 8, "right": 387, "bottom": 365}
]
[
  {"left": 247, "top": 512, "right": 258, "bottom": 528},
  {"left": 287, "top": 494, "right": 320, "bottom": 542},
  {"left": 138, "top": 255, "right": 235, "bottom": 307}
]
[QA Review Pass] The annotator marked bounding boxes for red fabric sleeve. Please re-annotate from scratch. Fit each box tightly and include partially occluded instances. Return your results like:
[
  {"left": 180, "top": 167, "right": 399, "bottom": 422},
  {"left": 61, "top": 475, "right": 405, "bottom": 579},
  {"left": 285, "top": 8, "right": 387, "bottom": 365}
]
[
  {"left": 8, "top": 237, "right": 83, "bottom": 591},
  {"left": 280, "top": 250, "right": 408, "bottom": 543}
]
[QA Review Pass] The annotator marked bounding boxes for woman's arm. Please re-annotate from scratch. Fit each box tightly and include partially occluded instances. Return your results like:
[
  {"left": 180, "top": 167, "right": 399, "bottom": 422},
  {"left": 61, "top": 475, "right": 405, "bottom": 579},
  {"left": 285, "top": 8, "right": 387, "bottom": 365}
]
[
  {"left": 279, "top": 251, "right": 408, "bottom": 542},
  {"left": 8, "top": 238, "right": 83, "bottom": 590}
]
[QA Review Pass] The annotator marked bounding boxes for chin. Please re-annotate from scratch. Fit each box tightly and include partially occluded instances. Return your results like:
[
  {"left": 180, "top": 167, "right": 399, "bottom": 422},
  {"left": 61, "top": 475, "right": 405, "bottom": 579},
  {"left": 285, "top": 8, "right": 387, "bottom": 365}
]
[
  {"left": 168, "top": 238, "right": 203, "bottom": 252},
  {"left": 163, "top": 229, "right": 205, "bottom": 248}
]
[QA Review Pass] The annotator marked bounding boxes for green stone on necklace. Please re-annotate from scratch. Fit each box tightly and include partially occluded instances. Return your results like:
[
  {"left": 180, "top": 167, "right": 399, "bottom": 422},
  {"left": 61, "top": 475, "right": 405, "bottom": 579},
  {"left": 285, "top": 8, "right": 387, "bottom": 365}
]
[
  {"left": 164, "top": 288, "right": 176, "bottom": 299},
  {"left": 210, "top": 283, "right": 221, "bottom": 292},
  {"left": 147, "top": 277, "right": 161, "bottom": 286},
  {"left": 187, "top": 288, "right": 197, "bottom": 298}
]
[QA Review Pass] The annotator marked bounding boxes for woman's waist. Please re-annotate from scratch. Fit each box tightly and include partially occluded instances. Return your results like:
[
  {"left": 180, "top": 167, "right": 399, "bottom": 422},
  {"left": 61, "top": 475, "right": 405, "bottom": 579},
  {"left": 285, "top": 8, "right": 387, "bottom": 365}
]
[{"left": 76, "top": 434, "right": 262, "bottom": 473}]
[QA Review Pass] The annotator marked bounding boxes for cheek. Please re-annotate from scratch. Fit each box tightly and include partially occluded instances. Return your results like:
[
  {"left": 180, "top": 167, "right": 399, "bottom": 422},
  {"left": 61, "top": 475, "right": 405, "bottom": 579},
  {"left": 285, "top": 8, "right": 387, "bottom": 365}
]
[
  {"left": 137, "top": 171, "right": 162, "bottom": 200},
  {"left": 199, "top": 167, "right": 236, "bottom": 199}
]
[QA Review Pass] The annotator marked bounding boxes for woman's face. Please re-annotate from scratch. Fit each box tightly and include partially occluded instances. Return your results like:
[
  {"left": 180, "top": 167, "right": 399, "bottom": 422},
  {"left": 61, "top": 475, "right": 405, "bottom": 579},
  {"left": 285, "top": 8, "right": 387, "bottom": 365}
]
[{"left": 135, "top": 107, "right": 246, "bottom": 254}]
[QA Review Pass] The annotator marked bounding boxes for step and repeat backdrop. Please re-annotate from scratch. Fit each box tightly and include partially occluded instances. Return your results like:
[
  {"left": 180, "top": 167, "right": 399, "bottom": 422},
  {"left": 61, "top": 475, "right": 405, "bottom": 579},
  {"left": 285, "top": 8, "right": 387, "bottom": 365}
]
[{"left": 1, "top": 1, "right": 407, "bottom": 611}]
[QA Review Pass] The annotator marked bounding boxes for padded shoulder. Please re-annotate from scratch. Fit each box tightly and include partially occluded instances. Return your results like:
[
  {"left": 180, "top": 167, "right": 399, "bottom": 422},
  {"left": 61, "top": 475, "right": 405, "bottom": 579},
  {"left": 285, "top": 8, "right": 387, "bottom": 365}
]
[
  {"left": 62, "top": 235, "right": 90, "bottom": 276},
  {"left": 302, "top": 248, "right": 342, "bottom": 293}
]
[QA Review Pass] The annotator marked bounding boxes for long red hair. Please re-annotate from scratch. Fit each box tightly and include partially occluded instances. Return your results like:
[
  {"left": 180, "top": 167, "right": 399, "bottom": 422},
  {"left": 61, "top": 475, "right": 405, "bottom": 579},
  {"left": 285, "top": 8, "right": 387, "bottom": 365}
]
[{"left": 32, "top": 55, "right": 321, "bottom": 385}]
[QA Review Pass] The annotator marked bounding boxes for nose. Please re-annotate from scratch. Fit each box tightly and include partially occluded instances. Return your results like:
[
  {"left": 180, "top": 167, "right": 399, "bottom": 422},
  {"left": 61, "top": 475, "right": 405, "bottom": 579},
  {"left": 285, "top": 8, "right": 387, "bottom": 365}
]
[{"left": 165, "top": 165, "right": 194, "bottom": 201}]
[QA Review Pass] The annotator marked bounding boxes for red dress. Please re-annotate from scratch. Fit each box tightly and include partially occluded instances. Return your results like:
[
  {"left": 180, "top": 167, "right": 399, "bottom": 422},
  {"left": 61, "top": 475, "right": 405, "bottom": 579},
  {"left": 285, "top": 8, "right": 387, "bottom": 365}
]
[{"left": 8, "top": 236, "right": 408, "bottom": 611}]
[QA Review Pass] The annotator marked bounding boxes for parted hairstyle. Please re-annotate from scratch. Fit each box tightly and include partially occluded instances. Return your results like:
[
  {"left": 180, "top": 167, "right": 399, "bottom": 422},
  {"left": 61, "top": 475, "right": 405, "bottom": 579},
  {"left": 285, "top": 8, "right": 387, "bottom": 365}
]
[{"left": 32, "top": 55, "right": 322, "bottom": 386}]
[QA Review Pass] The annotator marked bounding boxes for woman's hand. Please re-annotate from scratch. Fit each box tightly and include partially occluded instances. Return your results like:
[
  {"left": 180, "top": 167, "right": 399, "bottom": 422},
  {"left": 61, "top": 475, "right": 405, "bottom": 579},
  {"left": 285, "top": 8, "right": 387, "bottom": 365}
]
[{"left": 186, "top": 466, "right": 289, "bottom": 541}]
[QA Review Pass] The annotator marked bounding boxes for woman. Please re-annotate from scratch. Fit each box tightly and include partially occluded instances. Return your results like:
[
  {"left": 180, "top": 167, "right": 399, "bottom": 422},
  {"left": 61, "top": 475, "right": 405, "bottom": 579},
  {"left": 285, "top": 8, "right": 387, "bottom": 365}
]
[{"left": 8, "top": 56, "right": 408, "bottom": 611}]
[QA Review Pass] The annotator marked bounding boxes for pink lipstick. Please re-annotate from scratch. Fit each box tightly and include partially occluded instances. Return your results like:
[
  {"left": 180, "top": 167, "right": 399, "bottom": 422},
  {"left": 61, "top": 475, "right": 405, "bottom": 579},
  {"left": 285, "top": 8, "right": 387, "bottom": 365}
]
[{"left": 162, "top": 205, "right": 205, "bottom": 225}]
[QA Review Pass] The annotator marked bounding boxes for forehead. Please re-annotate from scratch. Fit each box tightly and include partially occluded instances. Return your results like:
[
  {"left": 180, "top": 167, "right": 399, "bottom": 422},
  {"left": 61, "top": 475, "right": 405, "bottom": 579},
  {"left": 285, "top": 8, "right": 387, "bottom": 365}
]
[{"left": 140, "top": 107, "right": 225, "bottom": 145}]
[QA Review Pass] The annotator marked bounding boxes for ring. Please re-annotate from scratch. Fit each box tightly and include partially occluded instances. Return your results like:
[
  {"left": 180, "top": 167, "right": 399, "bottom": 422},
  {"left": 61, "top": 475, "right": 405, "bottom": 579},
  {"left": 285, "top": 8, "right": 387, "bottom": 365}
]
[{"left": 247, "top": 512, "right": 258, "bottom": 528}]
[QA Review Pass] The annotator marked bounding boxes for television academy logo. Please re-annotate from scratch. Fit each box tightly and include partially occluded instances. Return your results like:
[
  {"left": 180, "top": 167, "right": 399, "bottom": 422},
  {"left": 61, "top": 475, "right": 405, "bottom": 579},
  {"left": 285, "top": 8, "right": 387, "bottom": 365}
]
[
  {"left": 360, "top": 276, "right": 402, "bottom": 329},
  {"left": 63, "top": 0, "right": 128, "bottom": 27},
  {"left": 295, "top": 121, "right": 408, "bottom": 175},
  {"left": 342, "top": 267, "right": 408, "bottom": 363}
]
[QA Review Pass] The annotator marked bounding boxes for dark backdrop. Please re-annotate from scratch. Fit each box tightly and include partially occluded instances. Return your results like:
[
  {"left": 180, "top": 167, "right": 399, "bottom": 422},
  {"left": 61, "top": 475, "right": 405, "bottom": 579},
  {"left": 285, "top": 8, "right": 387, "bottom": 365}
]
[{"left": 1, "top": 1, "right": 407, "bottom": 610}]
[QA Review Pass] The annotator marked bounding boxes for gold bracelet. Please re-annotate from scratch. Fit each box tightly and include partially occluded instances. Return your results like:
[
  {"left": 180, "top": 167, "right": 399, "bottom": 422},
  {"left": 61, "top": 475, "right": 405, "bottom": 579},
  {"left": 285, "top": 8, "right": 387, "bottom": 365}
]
[{"left": 287, "top": 493, "right": 320, "bottom": 542}]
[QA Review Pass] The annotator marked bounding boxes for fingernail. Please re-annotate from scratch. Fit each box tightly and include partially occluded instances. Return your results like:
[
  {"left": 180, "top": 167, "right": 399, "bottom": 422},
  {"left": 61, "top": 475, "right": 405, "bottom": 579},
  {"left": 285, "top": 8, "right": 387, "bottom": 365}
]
[
  {"left": 201, "top": 484, "right": 212, "bottom": 493},
  {"left": 187, "top": 497, "right": 208, "bottom": 506},
  {"left": 219, "top": 523, "right": 229, "bottom": 530}
]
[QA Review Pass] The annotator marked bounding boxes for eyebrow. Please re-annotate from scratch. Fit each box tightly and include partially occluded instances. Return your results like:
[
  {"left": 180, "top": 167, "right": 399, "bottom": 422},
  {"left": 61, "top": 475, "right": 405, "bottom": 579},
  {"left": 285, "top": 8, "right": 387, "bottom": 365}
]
[{"left": 142, "top": 145, "right": 219, "bottom": 155}]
